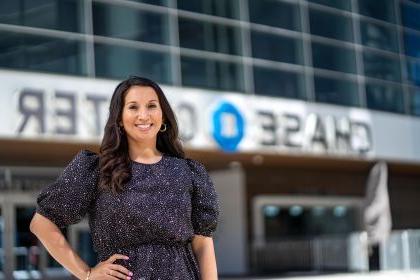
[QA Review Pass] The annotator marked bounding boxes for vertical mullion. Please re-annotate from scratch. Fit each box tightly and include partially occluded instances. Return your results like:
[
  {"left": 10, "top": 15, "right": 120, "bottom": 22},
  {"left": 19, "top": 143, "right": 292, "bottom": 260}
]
[
  {"left": 352, "top": 0, "right": 367, "bottom": 108},
  {"left": 299, "top": 0, "right": 315, "bottom": 102},
  {"left": 239, "top": 0, "right": 254, "bottom": 94}
]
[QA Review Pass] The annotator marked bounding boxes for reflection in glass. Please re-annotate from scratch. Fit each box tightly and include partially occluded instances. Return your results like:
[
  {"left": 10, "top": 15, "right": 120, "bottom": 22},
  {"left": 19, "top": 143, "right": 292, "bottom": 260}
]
[
  {"left": 178, "top": 18, "right": 241, "bottom": 55},
  {"left": 248, "top": 0, "right": 301, "bottom": 31},
  {"left": 366, "top": 83, "right": 405, "bottom": 113},
  {"left": 314, "top": 76, "right": 359, "bottom": 106},
  {"left": 401, "top": 2, "right": 420, "bottom": 31},
  {"left": 181, "top": 56, "right": 244, "bottom": 92},
  {"left": 403, "top": 32, "right": 420, "bottom": 58},
  {"left": 363, "top": 51, "right": 401, "bottom": 82},
  {"left": 93, "top": 3, "right": 169, "bottom": 44},
  {"left": 0, "top": 31, "right": 86, "bottom": 76},
  {"left": 264, "top": 205, "right": 358, "bottom": 240},
  {"left": 253, "top": 67, "right": 306, "bottom": 100},
  {"left": 312, "top": 42, "right": 357, "bottom": 74},
  {"left": 178, "top": 0, "right": 239, "bottom": 19},
  {"left": 360, "top": 21, "right": 398, "bottom": 53},
  {"left": 0, "top": 0, "right": 82, "bottom": 32},
  {"left": 406, "top": 59, "right": 420, "bottom": 87},
  {"left": 95, "top": 43, "right": 172, "bottom": 84},
  {"left": 309, "top": 9, "right": 354, "bottom": 42},
  {"left": 251, "top": 31, "right": 303, "bottom": 64},
  {"left": 358, "top": 0, "right": 396, "bottom": 23},
  {"left": 308, "top": 0, "right": 351, "bottom": 10},
  {"left": 15, "top": 207, "right": 39, "bottom": 272},
  {"left": 410, "top": 87, "right": 420, "bottom": 116}
]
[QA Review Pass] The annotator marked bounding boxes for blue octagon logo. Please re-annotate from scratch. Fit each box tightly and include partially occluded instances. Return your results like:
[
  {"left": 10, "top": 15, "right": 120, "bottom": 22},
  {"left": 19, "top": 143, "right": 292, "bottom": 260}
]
[{"left": 211, "top": 101, "right": 245, "bottom": 152}]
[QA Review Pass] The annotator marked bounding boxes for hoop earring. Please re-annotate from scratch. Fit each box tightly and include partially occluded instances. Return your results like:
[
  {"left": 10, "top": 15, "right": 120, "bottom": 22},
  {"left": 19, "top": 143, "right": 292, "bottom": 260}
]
[{"left": 159, "top": 123, "right": 167, "bottom": 132}]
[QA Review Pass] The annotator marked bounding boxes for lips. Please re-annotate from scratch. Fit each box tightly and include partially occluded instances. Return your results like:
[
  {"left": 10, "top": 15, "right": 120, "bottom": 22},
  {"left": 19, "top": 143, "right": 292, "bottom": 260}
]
[{"left": 135, "top": 124, "right": 153, "bottom": 131}]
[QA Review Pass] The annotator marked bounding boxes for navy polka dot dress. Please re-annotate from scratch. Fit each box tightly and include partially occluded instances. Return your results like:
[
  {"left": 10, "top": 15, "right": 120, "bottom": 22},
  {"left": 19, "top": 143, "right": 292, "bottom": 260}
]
[{"left": 36, "top": 150, "right": 219, "bottom": 280}]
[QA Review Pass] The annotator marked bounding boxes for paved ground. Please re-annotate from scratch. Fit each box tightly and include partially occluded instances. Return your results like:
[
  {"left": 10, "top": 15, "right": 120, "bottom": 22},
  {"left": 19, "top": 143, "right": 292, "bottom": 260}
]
[{"left": 220, "top": 271, "right": 420, "bottom": 280}]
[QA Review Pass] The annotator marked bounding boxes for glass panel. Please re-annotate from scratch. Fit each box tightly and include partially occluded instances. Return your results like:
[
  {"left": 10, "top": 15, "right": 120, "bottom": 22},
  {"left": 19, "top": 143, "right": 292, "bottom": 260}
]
[
  {"left": 314, "top": 76, "right": 359, "bottom": 106},
  {"left": 178, "top": 17, "right": 241, "bottom": 55},
  {"left": 311, "top": 42, "right": 357, "bottom": 73},
  {"left": 248, "top": 0, "right": 301, "bottom": 31},
  {"left": 0, "top": 31, "right": 87, "bottom": 76},
  {"left": 0, "top": 207, "right": 3, "bottom": 274},
  {"left": 308, "top": 0, "right": 351, "bottom": 10},
  {"left": 0, "top": 0, "right": 83, "bottom": 32},
  {"left": 366, "top": 83, "right": 405, "bottom": 113},
  {"left": 363, "top": 51, "right": 401, "bottom": 82},
  {"left": 177, "top": 0, "right": 239, "bottom": 19},
  {"left": 129, "top": 0, "right": 168, "bottom": 6},
  {"left": 403, "top": 31, "right": 420, "bottom": 58},
  {"left": 93, "top": 2, "right": 169, "bottom": 44},
  {"left": 264, "top": 205, "right": 358, "bottom": 240},
  {"left": 401, "top": 2, "right": 420, "bottom": 31},
  {"left": 251, "top": 31, "right": 303, "bottom": 64},
  {"left": 410, "top": 87, "right": 420, "bottom": 116},
  {"left": 181, "top": 56, "right": 244, "bottom": 92},
  {"left": 76, "top": 230, "right": 97, "bottom": 267},
  {"left": 309, "top": 9, "right": 354, "bottom": 42},
  {"left": 15, "top": 207, "right": 40, "bottom": 274},
  {"left": 358, "top": 0, "right": 396, "bottom": 23},
  {"left": 360, "top": 20, "right": 399, "bottom": 53},
  {"left": 95, "top": 43, "right": 172, "bottom": 84},
  {"left": 253, "top": 67, "right": 306, "bottom": 99},
  {"left": 406, "top": 58, "right": 420, "bottom": 86}
]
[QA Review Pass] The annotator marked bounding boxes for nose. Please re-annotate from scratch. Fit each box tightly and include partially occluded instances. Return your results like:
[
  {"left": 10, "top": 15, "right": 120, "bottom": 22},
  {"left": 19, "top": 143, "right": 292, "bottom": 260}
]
[{"left": 137, "top": 107, "right": 149, "bottom": 120}]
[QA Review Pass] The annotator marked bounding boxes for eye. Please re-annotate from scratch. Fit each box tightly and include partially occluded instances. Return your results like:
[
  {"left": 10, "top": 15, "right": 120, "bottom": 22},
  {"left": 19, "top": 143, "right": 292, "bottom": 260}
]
[
  {"left": 148, "top": 103, "right": 157, "bottom": 108},
  {"left": 128, "top": 105, "right": 138, "bottom": 110}
]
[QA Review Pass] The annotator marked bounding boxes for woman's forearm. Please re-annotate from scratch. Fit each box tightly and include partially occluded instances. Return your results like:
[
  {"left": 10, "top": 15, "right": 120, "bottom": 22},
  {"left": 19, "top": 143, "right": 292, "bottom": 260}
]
[
  {"left": 192, "top": 235, "right": 218, "bottom": 280},
  {"left": 30, "top": 213, "right": 90, "bottom": 280}
]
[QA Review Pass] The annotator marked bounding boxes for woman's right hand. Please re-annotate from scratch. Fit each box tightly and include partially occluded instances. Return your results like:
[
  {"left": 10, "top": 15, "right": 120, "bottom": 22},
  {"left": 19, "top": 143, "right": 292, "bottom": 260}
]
[{"left": 90, "top": 254, "right": 133, "bottom": 280}]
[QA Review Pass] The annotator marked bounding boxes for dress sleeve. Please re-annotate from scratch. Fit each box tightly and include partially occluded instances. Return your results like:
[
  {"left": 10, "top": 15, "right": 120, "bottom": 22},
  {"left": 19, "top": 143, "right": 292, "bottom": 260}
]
[
  {"left": 186, "top": 158, "right": 219, "bottom": 237},
  {"left": 36, "top": 150, "right": 99, "bottom": 228}
]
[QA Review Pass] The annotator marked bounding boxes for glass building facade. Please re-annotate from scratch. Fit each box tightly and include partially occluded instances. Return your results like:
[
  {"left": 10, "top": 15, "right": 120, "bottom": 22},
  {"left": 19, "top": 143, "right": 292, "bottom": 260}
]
[{"left": 1, "top": 0, "right": 420, "bottom": 115}]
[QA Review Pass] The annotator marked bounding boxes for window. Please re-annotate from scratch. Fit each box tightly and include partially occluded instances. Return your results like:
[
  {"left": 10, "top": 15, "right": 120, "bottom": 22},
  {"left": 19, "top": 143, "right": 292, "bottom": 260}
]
[
  {"left": 253, "top": 67, "right": 306, "bottom": 100},
  {"left": 181, "top": 56, "right": 244, "bottom": 92},
  {"left": 308, "top": 0, "right": 352, "bottom": 11},
  {"left": 0, "top": 31, "right": 86, "bottom": 76},
  {"left": 129, "top": 0, "right": 168, "bottom": 6},
  {"left": 178, "top": 18, "right": 241, "bottom": 55},
  {"left": 309, "top": 9, "right": 354, "bottom": 42},
  {"left": 366, "top": 83, "right": 405, "bottom": 113},
  {"left": 363, "top": 51, "right": 401, "bottom": 82},
  {"left": 0, "top": 0, "right": 82, "bottom": 32},
  {"left": 406, "top": 58, "right": 420, "bottom": 87},
  {"left": 95, "top": 43, "right": 172, "bottom": 84},
  {"left": 409, "top": 87, "right": 420, "bottom": 116},
  {"left": 358, "top": 0, "right": 396, "bottom": 23},
  {"left": 251, "top": 31, "right": 303, "bottom": 64},
  {"left": 403, "top": 32, "right": 420, "bottom": 58},
  {"left": 314, "top": 76, "right": 359, "bottom": 106},
  {"left": 248, "top": 0, "right": 301, "bottom": 31},
  {"left": 360, "top": 20, "right": 399, "bottom": 53},
  {"left": 177, "top": 0, "right": 239, "bottom": 19},
  {"left": 311, "top": 42, "right": 357, "bottom": 74},
  {"left": 93, "top": 3, "right": 169, "bottom": 44},
  {"left": 401, "top": 2, "right": 420, "bottom": 31}
]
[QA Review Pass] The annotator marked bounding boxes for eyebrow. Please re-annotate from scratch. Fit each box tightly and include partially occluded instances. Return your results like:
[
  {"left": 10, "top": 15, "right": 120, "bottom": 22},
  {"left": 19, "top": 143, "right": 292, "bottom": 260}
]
[{"left": 126, "top": 100, "right": 159, "bottom": 104}]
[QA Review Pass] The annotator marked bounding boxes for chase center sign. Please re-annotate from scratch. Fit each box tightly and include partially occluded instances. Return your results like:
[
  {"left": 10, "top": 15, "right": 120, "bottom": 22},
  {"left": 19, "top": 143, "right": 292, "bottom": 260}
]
[{"left": 0, "top": 70, "right": 375, "bottom": 159}]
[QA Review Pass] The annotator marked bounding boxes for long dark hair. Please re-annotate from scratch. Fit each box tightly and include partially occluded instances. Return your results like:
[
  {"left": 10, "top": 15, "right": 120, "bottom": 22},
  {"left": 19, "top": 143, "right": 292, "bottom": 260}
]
[{"left": 99, "top": 76, "right": 185, "bottom": 193}]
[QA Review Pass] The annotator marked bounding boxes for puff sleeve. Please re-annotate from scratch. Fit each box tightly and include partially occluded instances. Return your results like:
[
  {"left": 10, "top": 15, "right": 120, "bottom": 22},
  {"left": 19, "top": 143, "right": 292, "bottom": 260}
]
[
  {"left": 36, "top": 150, "right": 99, "bottom": 228},
  {"left": 186, "top": 158, "right": 219, "bottom": 237}
]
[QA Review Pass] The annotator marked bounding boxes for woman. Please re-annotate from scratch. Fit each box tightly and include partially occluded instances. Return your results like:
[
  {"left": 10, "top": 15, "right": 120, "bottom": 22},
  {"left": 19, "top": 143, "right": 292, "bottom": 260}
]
[{"left": 30, "top": 76, "right": 219, "bottom": 280}]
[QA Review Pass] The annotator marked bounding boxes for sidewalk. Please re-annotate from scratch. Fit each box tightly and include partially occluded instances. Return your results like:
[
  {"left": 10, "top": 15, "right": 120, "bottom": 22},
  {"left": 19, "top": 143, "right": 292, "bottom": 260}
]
[{"left": 221, "top": 271, "right": 420, "bottom": 280}]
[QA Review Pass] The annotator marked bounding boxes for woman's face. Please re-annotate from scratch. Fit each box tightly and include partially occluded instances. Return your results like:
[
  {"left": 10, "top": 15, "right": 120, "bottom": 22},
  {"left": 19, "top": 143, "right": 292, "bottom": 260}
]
[{"left": 121, "top": 86, "right": 164, "bottom": 144}]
